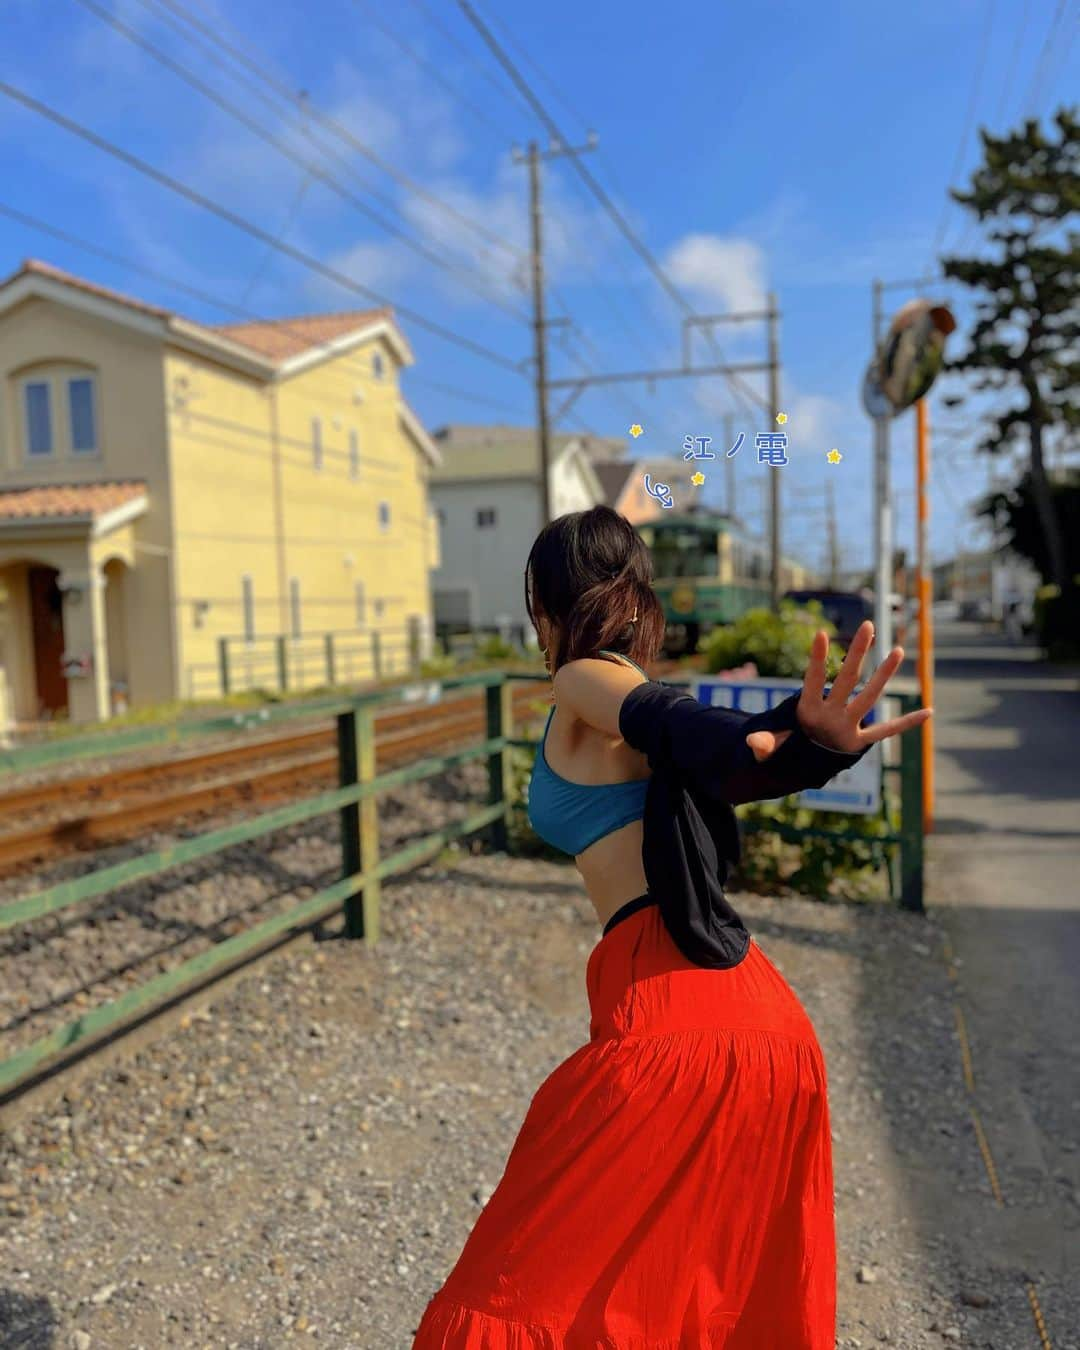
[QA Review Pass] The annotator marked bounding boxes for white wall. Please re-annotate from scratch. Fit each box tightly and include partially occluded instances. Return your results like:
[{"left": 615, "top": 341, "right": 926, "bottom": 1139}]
[{"left": 429, "top": 452, "right": 601, "bottom": 635}]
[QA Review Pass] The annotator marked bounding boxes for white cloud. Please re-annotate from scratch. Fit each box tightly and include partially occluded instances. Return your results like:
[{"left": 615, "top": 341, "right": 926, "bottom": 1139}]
[
  {"left": 663, "top": 234, "right": 768, "bottom": 313},
  {"left": 312, "top": 238, "right": 413, "bottom": 304}
]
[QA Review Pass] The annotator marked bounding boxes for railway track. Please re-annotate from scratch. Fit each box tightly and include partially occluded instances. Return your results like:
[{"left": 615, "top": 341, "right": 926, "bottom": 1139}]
[
  {"left": 0, "top": 686, "right": 542, "bottom": 871},
  {"left": 0, "top": 660, "right": 691, "bottom": 874}
]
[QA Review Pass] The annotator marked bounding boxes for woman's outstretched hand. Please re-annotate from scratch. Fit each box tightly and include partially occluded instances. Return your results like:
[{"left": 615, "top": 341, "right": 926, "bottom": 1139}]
[{"left": 744, "top": 620, "right": 934, "bottom": 763}]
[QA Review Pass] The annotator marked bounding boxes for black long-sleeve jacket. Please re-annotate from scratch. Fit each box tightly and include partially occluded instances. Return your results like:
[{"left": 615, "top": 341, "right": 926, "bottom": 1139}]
[{"left": 617, "top": 679, "right": 872, "bottom": 969}]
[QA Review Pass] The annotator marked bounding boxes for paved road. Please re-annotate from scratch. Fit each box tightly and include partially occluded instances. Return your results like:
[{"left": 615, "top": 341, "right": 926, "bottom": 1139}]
[{"left": 911, "top": 620, "right": 1080, "bottom": 1342}]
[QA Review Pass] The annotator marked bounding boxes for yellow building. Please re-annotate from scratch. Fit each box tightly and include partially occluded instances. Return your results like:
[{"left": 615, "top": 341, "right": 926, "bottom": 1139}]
[{"left": 0, "top": 260, "right": 441, "bottom": 725}]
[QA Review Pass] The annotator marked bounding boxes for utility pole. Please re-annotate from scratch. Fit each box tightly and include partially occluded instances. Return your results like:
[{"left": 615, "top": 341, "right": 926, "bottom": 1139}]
[
  {"left": 722, "top": 411, "right": 736, "bottom": 519},
  {"left": 514, "top": 134, "right": 597, "bottom": 529},
  {"left": 871, "top": 278, "right": 893, "bottom": 670},
  {"left": 767, "top": 292, "right": 782, "bottom": 608},
  {"left": 826, "top": 477, "right": 839, "bottom": 588}
]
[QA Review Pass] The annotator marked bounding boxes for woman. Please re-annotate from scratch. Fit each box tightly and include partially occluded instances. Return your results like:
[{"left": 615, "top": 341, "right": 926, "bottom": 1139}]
[{"left": 413, "top": 506, "right": 932, "bottom": 1348}]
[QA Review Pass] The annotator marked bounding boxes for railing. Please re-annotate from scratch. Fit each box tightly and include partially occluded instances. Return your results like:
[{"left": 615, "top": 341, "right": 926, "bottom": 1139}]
[
  {"left": 734, "top": 686, "right": 925, "bottom": 913},
  {"left": 0, "top": 669, "right": 925, "bottom": 1099},
  {"left": 214, "top": 619, "right": 425, "bottom": 697},
  {"left": 0, "top": 670, "right": 516, "bottom": 1099}
]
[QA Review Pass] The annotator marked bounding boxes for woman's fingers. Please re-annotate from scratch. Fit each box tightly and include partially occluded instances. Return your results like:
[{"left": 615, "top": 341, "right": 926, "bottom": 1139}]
[
  {"left": 826, "top": 620, "right": 874, "bottom": 704},
  {"left": 800, "top": 629, "right": 829, "bottom": 706},
  {"left": 846, "top": 645, "right": 905, "bottom": 724},
  {"left": 855, "top": 706, "right": 934, "bottom": 745}
]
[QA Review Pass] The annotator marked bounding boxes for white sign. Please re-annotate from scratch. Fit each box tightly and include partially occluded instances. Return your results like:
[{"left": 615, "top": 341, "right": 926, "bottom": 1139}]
[{"left": 691, "top": 675, "right": 881, "bottom": 814}]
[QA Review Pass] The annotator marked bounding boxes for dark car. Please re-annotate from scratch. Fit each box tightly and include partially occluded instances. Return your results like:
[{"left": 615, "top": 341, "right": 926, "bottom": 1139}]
[{"left": 781, "top": 589, "right": 873, "bottom": 648}]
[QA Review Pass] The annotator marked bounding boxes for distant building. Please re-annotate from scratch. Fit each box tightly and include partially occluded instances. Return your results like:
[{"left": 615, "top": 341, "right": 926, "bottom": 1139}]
[
  {"left": 427, "top": 425, "right": 623, "bottom": 637},
  {"left": 0, "top": 260, "right": 440, "bottom": 723}
]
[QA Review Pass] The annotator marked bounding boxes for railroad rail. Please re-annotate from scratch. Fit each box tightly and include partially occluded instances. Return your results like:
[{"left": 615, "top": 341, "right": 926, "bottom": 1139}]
[{"left": 0, "top": 659, "right": 689, "bottom": 872}]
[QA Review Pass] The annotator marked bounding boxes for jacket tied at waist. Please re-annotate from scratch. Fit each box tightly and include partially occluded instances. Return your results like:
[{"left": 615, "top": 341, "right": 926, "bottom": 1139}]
[{"left": 617, "top": 679, "right": 871, "bottom": 970}]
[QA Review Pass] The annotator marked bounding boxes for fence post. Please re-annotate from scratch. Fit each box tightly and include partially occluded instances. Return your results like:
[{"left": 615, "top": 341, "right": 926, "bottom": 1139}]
[
  {"left": 485, "top": 676, "right": 513, "bottom": 853},
  {"left": 325, "top": 633, "right": 336, "bottom": 687},
  {"left": 218, "top": 638, "right": 230, "bottom": 697},
  {"left": 898, "top": 691, "right": 925, "bottom": 913},
  {"left": 337, "top": 703, "right": 380, "bottom": 943},
  {"left": 408, "top": 615, "right": 421, "bottom": 671},
  {"left": 371, "top": 630, "right": 382, "bottom": 682},
  {"left": 276, "top": 636, "right": 288, "bottom": 692}
]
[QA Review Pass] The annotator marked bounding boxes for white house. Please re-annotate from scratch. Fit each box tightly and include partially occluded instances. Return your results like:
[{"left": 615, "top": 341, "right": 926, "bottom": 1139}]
[{"left": 427, "top": 425, "right": 624, "bottom": 641}]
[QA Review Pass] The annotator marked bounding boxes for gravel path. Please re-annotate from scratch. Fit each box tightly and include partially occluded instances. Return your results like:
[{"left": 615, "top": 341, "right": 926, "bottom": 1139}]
[{"left": 1, "top": 839, "right": 1068, "bottom": 1347}]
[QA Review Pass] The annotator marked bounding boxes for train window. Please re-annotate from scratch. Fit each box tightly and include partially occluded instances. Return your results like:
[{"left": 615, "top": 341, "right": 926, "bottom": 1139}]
[{"left": 650, "top": 526, "right": 717, "bottom": 578}]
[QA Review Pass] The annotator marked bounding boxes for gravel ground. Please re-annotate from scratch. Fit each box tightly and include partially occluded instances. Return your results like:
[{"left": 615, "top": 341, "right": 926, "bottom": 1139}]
[{"left": 1, "top": 833, "right": 1071, "bottom": 1347}]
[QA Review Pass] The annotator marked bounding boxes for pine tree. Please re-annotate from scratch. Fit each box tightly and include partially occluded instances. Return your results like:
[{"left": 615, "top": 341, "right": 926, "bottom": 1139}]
[{"left": 940, "top": 106, "right": 1078, "bottom": 591}]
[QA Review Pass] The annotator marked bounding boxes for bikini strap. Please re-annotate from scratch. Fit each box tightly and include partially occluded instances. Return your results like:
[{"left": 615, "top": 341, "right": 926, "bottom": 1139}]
[{"left": 597, "top": 648, "right": 647, "bottom": 676}]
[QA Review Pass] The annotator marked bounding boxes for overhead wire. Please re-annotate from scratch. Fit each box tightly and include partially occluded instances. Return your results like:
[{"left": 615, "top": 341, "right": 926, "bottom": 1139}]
[
  {"left": 945, "top": 0, "right": 1075, "bottom": 266},
  {"left": 346, "top": 0, "right": 511, "bottom": 142},
  {"left": 70, "top": 0, "right": 530, "bottom": 323},
  {"left": 0, "top": 78, "right": 525, "bottom": 373},
  {"left": 458, "top": 0, "right": 771, "bottom": 416},
  {"left": 144, "top": 0, "right": 530, "bottom": 271},
  {"left": 928, "top": 0, "right": 998, "bottom": 270}
]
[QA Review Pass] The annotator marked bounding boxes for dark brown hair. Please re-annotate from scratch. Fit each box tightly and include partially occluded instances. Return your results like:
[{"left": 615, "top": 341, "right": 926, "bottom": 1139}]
[{"left": 523, "top": 505, "right": 666, "bottom": 675}]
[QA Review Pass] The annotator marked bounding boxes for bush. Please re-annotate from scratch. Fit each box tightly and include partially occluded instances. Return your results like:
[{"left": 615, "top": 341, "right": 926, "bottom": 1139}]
[
  {"left": 734, "top": 797, "right": 898, "bottom": 902},
  {"left": 1035, "top": 579, "right": 1080, "bottom": 660},
  {"left": 699, "top": 599, "right": 847, "bottom": 679},
  {"left": 699, "top": 598, "right": 893, "bottom": 901},
  {"left": 475, "top": 632, "right": 518, "bottom": 661}
]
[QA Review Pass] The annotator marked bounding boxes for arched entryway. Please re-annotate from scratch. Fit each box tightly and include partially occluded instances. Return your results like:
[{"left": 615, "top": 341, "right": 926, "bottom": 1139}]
[
  {"left": 0, "top": 560, "right": 70, "bottom": 721},
  {"left": 28, "top": 565, "right": 67, "bottom": 716}
]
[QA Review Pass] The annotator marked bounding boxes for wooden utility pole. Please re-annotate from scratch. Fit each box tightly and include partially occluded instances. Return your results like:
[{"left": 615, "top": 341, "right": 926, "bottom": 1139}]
[{"left": 514, "top": 134, "right": 597, "bottom": 529}]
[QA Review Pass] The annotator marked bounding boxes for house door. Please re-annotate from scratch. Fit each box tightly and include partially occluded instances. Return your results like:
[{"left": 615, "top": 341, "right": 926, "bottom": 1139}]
[{"left": 28, "top": 566, "right": 67, "bottom": 715}]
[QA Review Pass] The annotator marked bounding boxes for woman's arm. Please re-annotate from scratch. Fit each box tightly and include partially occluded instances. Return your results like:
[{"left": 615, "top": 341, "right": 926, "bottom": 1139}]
[{"left": 556, "top": 623, "right": 933, "bottom": 807}]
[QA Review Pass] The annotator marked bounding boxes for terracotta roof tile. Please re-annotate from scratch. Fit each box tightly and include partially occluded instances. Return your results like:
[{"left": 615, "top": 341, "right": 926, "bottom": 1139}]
[
  {"left": 212, "top": 309, "right": 392, "bottom": 361},
  {"left": 5, "top": 259, "right": 173, "bottom": 320},
  {"left": 3, "top": 260, "right": 396, "bottom": 367},
  {"left": 0, "top": 481, "right": 148, "bottom": 522}
]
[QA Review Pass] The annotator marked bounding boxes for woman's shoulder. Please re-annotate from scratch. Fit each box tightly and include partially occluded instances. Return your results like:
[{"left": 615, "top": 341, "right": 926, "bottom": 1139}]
[{"left": 553, "top": 652, "right": 649, "bottom": 737}]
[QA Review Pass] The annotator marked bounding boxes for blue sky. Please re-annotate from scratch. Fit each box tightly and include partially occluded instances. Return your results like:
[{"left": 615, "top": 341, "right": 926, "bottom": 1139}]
[{"left": 1, "top": 0, "right": 1076, "bottom": 578}]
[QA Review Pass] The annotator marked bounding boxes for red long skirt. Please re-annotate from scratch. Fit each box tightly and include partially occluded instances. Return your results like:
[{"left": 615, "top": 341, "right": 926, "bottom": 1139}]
[{"left": 411, "top": 895, "right": 836, "bottom": 1348}]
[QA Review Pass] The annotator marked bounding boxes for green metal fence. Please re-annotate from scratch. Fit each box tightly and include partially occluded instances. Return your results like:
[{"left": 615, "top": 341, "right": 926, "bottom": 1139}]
[
  {"left": 0, "top": 669, "right": 924, "bottom": 1099},
  {"left": 0, "top": 671, "right": 515, "bottom": 1099}
]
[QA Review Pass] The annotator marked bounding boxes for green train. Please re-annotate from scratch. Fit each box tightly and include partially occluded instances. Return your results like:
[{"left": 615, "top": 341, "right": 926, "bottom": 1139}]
[{"left": 635, "top": 510, "right": 814, "bottom": 654}]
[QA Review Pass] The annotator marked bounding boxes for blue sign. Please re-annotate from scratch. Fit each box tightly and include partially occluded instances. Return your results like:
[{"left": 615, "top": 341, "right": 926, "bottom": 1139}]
[{"left": 691, "top": 675, "right": 881, "bottom": 814}]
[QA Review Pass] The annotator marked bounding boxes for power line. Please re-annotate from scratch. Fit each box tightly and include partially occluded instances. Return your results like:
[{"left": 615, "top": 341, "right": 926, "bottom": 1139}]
[
  {"left": 71, "top": 0, "right": 529, "bottom": 323},
  {"left": 458, "top": 0, "right": 765, "bottom": 415},
  {"left": 946, "top": 0, "right": 1075, "bottom": 262},
  {"left": 145, "top": 0, "right": 529, "bottom": 269},
  {"left": 403, "top": 0, "right": 526, "bottom": 116},
  {"left": 0, "top": 199, "right": 523, "bottom": 416},
  {"left": 1019, "top": 0, "right": 1072, "bottom": 114},
  {"left": 0, "top": 78, "right": 525, "bottom": 372},
  {"left": 347, "top": 0, "right": 510, "bottom": 142},
  {"left": 929, "top": 0, "right": 997, "bottom": 269},
  {"left": 994, "top": 0, "right": 1032, "bottom": 127}
]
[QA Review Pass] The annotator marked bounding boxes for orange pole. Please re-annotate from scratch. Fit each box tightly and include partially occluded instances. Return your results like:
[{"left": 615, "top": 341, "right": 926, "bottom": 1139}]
[{"left": 916, "top": 398, "right": 934, "bottom": 832}]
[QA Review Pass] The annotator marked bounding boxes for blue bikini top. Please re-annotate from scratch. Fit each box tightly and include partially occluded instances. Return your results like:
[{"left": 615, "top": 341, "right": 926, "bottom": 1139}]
[{"left": 527, "top": 649, "right": 651, "bottom": 857}]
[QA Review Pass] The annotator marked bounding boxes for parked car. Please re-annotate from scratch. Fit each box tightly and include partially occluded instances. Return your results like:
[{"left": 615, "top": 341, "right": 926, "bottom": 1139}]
[{"left": 781, "top": 589, "right": 874, "bottom": 648}]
